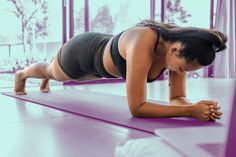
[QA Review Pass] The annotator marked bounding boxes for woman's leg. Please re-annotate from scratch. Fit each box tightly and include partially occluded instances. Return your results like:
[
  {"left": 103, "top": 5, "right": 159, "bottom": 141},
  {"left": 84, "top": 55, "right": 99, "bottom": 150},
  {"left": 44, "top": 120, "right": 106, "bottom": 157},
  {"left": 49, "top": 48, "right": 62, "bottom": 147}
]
[
  {"left": 40, "top": 78, "right": 50, "bottom": 93},
  {"left": 14, "top": 57, "right": 72, "bottom": 95}
]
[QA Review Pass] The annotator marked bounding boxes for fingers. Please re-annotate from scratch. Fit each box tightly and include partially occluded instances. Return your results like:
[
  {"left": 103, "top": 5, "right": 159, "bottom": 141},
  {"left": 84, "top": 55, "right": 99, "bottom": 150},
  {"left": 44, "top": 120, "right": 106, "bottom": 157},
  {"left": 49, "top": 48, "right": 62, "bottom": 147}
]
[
  {"left": 210, "top": 108, "right": 222, "bottom": 115},
  {"left": 203, "top": 100, "right": 223, "bottom": 118},
  {"left": 209, "top": 115, "right": 216, "bottom": 122},
  {"left": 208, "top": 109, "right": 222, "bottom": 122},
  {"left": 208, "top": 107, "right": 222, "bottom": 122},
  {"left": 209, "top": 102, "right": 220, "bottom": 109},
  {"left": 201, "top": 100, "right": 218, "bottom": 106},
  {"left": 210, "top": 101, "right": 223, "bottom": 121},
  {"left": 210, "top": 105, "right": 220, "bottom": 110},
  {"left": 209, "top": 101, "right": 223, "bottom": 116},
  {"left": 210, "top": 111, "right": 222, "bottom": 119},
  {"left": 195, "top": 100, "right": 223, "bottom": 122}
]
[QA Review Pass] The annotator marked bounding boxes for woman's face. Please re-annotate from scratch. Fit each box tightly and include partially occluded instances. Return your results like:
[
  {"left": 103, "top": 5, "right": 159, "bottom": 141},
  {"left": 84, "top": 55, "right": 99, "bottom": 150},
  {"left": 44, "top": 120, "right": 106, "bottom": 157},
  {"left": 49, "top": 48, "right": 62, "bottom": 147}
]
[{"left": 165, "top": 45, "right": 203, "bottom": 75}]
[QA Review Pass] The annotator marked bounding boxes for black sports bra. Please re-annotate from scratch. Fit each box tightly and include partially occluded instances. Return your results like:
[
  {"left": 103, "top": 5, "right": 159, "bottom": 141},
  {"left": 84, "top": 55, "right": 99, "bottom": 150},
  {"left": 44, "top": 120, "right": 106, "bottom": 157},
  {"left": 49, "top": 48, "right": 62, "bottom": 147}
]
[{"left": 110, "top": 31, "right": 165, "bottom": 83}]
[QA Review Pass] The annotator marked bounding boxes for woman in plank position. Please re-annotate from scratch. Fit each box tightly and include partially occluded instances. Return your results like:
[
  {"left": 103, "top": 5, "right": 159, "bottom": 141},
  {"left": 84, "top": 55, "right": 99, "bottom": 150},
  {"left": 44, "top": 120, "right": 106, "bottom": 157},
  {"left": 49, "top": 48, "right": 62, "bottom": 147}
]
[{"left": 14, "top": 20, "right": 226, "bottom": 121}]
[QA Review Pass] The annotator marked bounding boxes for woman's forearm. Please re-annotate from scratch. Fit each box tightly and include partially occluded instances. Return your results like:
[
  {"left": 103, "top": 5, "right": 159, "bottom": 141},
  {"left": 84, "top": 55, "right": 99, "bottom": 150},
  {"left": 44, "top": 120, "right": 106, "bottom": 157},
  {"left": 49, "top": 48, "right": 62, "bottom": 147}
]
[
  {"left": 170, "top": 97, "right": 193, "bottom": 106},
  {"left": 133, "top": 101, "right": 193, "bottom": 118}
]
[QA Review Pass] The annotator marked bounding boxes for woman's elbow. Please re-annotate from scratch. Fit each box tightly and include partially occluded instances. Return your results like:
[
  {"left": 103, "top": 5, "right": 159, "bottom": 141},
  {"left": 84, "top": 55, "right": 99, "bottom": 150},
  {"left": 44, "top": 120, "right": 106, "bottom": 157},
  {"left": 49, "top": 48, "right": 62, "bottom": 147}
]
[
  {"left": 129, "top": 104, "right": 144, "bottom": 117},
  {"left": 130, "top": 110, "right": 141, "bottom": 117}
]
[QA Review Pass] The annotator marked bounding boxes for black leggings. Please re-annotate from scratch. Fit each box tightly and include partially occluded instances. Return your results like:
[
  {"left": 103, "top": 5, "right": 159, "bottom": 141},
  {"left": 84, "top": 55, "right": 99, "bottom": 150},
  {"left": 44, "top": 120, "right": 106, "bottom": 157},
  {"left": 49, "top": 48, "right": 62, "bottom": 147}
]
[{"left": 57, "top": 32, "right": 116, "bottom": 79}]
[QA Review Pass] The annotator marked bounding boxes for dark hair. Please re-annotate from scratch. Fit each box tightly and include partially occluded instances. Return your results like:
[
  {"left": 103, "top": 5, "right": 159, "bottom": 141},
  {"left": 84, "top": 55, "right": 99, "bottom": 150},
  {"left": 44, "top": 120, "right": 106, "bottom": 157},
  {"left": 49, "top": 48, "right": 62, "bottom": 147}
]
[{"left": 137, "top": 19, "right": 227, "bottom": 66}]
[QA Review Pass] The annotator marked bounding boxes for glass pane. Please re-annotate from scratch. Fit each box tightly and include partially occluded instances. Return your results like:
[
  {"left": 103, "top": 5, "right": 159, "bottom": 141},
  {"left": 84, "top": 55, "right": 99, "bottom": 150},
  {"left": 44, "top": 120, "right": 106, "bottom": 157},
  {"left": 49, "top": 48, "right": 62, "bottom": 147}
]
[
  {"left": 89, "top": 0, "right": 150, "bottom": 34},
  {"left": 74, "top": 0, "right": 85, "bottom": 34},
  {"left": 165, "top": 0, "right": 210, "bottom": 28},
  {"left": 213, "top": 0, "right": 217, "bottom": 28},
  {"left": 155, "top": 0, "right": 162, "bottom": 21},
  {"left": 0, "top": 0, "right": 62, "bottom": 86}
]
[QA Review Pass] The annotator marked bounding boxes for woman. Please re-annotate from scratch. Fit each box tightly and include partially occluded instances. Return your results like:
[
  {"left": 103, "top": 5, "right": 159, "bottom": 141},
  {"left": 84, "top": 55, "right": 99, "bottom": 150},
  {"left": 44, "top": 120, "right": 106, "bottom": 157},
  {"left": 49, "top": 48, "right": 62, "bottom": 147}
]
[{"left": 14, "top": 20, "right": 226, "bottom": 122}]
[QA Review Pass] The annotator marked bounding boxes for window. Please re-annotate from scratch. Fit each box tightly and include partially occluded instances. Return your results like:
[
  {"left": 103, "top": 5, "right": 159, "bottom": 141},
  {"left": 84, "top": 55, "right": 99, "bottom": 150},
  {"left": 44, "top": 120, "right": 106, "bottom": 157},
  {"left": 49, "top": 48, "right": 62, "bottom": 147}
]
[
  {"left": 74, "top": 0, "right": 85, "bottom": 35},
  {"left": 154, "top": 0, "right": 162, "bottom": 21},
  {"left": 164, "top": 0, "right": 211, "bottom": 28},
  {"left": 88, "top": 0, "right": 150, "bottom": 34},
  {"left": 0, "top": 0, "right": 62, "bottom": 73}
]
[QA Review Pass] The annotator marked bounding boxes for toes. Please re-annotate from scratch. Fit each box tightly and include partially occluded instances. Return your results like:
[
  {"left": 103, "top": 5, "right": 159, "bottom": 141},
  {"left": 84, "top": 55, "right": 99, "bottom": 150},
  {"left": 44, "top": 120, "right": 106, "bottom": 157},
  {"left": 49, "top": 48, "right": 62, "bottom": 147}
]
[
  {"left": 15, "top": 91, "right": 27, "bottom": 95},
  {"left": 40, "top": 79, "right": 50, "bottom": 93},
  {"left": 40, "top": 88, "right": 50, "bottom": 93},
  {"left": 14, "top": 70, "right": 27, "bottom": 95}
]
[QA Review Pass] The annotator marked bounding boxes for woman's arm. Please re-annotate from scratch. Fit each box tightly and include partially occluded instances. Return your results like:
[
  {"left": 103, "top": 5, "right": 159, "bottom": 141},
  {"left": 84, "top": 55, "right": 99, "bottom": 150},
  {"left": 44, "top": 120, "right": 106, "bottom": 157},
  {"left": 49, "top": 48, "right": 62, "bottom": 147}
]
[
  {"left": 168, "top": 70, "right": 193, "bottom": 105},
  {"left": 131, "top": 101, "right": 192, "bottom": 118},
  {"left": 124, "top": 28, "right": 194, "bottom": 118},
  {"left": 131, "top": 100, "right": 223, "bottom": 122},
  {"left": 167, "top": 68, "right": 222, "bottom": 120},
  {"left": 170, "top": 97, "right": 193, "bottom": 106},
  {"left": 123, "top": 28, "right": 221, "bottom": 121}
]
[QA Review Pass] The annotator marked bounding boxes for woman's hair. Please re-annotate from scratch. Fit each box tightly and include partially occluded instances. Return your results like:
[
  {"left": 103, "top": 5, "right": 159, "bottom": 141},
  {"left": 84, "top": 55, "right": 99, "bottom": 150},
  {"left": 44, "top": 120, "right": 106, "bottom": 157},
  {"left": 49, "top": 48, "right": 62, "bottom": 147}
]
[{"left": 137, "top": 19, "right": 227, "bottom": 66}]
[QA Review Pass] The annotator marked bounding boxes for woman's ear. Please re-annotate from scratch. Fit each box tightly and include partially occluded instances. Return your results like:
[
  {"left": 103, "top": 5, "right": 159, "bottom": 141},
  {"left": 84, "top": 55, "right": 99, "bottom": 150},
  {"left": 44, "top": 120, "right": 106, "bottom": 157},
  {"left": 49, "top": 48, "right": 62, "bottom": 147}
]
[
  {"left": 170, "top": 46, "right": 180, "bottom": 56},
  {"left": 170, "top": 43, "right": 181, "bottom": 56}
]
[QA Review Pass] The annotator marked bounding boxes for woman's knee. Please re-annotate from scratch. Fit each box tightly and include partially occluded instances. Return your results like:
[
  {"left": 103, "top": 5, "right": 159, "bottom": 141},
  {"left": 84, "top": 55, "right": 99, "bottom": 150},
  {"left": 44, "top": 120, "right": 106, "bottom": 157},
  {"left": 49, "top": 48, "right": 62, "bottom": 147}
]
[
  {"left": 46, "top": 64, "right": 56, "bottom": 80},
  {"left": 47, "top": 58, "right": 71, "bottom": 81}
]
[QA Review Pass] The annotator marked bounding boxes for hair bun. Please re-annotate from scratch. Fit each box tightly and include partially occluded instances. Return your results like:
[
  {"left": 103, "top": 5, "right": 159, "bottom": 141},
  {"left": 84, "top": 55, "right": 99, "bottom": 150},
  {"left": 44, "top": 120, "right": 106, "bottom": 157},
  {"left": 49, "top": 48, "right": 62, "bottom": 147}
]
[
  {"left": 212, "top": 43, "right": 226, "bottom": 52},
  {"left": 212, "top": 30, "right": 227, "bottom": 52}
]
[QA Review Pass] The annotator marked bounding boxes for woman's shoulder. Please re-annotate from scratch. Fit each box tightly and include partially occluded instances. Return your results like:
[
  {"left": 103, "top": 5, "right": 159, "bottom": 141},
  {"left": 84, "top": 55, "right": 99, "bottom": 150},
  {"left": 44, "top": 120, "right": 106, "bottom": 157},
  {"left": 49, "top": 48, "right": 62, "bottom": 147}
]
[
  {"left": 123, "top": 26, "right": 158, "bottom": 39},
  {"left": 120, "top": 26, "right": 159, "bottom": 51}
]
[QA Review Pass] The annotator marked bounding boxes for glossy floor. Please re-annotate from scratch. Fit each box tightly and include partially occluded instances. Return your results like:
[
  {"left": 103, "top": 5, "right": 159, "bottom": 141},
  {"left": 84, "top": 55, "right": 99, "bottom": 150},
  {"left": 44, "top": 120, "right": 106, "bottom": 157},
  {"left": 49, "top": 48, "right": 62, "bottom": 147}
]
[{"left": 0, "top": 78, "right": 233, "bottom": 157}]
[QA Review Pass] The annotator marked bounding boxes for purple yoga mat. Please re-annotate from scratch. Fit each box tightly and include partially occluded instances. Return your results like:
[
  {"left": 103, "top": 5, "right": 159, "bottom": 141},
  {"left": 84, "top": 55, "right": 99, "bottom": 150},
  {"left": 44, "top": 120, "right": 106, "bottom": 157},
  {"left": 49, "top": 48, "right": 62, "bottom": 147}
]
[{"left": 2, "top": 89, "right": 221, "bottom": 133}]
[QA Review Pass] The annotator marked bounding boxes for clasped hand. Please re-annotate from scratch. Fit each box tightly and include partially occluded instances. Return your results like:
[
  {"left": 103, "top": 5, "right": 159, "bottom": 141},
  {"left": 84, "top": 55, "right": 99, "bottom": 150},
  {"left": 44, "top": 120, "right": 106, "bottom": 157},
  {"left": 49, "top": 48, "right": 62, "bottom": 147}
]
[{"left": 191, "top": 100, "right": 222, "bottom": 122}]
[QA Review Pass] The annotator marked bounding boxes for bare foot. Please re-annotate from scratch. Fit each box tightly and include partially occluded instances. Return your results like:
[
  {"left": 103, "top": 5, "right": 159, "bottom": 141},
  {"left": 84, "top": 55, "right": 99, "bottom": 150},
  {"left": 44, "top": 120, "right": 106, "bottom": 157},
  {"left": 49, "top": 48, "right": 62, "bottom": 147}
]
[
  {"left": 14, "top": 70, "right": 27, "bottom": 95},
  {"left": 40, "top": 79, "right": 50, "bottom": 93}
]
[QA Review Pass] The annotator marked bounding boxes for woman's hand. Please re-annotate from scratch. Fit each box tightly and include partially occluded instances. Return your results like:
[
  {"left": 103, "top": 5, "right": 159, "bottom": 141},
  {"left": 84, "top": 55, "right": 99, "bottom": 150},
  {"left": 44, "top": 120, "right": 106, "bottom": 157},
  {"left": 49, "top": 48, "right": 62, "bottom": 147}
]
[
  {"left": 190, "top": 100, "right": 223, "bottom": 121},
  {"left": 209, "top": 103, "right": 222, "bottom": 121}
]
